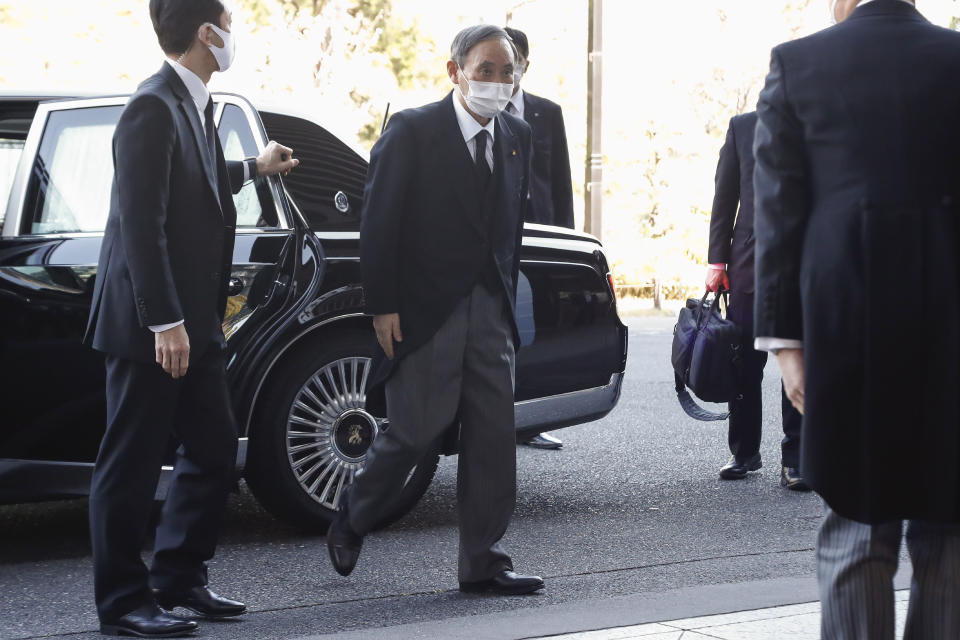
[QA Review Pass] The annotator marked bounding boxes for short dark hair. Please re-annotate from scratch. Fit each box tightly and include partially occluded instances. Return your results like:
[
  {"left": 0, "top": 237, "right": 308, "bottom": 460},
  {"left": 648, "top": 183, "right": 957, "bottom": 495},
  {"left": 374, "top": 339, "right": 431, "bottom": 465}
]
[
  {"left": 503, "top": 27, "right": 529, "bottom": 60},
  {"left": 149, "top": 0, "right": 226, "bottom": 55},
  {"left": 450, "top": 24, "right": 516, "bottom": 68}
]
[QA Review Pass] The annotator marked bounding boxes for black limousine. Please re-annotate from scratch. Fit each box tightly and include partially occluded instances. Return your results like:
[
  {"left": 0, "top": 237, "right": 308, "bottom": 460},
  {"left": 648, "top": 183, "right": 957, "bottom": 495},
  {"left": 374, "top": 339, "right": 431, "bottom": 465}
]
[{"left": 0, "top": 92, "right": 628, "bottom": 530}]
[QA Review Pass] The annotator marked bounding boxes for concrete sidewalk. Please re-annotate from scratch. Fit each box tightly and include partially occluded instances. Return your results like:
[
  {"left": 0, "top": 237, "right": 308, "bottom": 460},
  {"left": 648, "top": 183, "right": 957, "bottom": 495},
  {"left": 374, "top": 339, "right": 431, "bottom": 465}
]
[
  {"left": 299, "top": 571, "right": 912, "bottom": 640},
  {"left": 535, "top": 591, "right": 911, "bottom": 639}
]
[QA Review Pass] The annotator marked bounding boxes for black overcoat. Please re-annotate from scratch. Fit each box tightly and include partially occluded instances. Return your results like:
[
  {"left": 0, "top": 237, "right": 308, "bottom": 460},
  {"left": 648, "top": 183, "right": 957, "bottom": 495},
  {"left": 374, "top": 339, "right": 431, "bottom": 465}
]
[
  {"left": 360, "top": 92, "right": 532, "bottom": 403},
  {"left": 522, "top": 92, "right": 574, "bottom": 229},
  {"left": 709, "top": 111, "right": 757, "bottom": 295},
  {"left": 754, "top": 0, "right": 960, "bottom": 524}
]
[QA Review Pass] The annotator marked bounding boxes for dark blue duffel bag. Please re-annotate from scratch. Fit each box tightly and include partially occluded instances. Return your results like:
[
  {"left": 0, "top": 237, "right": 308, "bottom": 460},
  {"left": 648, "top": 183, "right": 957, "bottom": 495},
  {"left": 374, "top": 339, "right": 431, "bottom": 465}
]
[{"left": 671, "top": 290, "right": 744, "bottom": 421}]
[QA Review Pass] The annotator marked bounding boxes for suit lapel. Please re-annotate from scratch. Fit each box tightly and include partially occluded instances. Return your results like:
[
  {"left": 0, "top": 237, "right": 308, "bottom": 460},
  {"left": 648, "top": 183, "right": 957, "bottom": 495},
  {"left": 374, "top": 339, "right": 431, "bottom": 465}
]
[
  {"left": 158, "top": 64, "right": 222, "bottom": 216},
  {"left": 437, "top": 93, "right": 484, "bottom": 232},
  {"left": 494, "top": 114, "right": 521, "bottom": 226}
]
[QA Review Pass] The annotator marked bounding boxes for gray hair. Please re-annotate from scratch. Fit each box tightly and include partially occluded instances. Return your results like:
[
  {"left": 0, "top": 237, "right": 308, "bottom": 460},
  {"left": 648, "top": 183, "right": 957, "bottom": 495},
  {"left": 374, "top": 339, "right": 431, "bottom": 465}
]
[{"left": 450, "top": 24, "right": 516, "bottom": 68}]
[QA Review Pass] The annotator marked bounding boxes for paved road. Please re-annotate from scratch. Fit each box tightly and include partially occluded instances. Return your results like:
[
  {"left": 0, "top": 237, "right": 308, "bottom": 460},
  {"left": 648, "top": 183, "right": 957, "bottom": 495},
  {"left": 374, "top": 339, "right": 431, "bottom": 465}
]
[{"left": 0, "top": 316, "right": 826, "bottom": 639}]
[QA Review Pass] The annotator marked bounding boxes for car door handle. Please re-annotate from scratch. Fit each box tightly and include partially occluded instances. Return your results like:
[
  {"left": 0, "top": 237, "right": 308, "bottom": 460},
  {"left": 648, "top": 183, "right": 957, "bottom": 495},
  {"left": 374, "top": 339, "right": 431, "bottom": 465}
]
[{"left": 227, "top": 277, "right": 244, "bottom": 296}]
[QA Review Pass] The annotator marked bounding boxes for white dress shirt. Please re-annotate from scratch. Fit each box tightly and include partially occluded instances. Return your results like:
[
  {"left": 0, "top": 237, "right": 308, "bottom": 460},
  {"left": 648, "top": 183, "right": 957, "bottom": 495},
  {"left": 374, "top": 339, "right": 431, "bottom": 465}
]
[
  {"left": 452, "top": 91, "right": 495, "bottom": 172},
  {"left": 507, "top": 88, "right": 525, "bottom": 120},
  {"left": 149, "top": 61, "right": 250, "bottom": 334}
]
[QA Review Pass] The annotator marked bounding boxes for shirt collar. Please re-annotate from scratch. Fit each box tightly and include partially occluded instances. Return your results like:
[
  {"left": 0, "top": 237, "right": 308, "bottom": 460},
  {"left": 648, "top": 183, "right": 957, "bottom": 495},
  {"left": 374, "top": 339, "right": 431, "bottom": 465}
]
[
  {"left": 452, "top": 91, "right": 496, "bottom": 145},
  {"left": 858, "top": 0, "right": 914, "bottom": 5},
  {"left": 166, "top": 59, "right": 210, "bottom": 115},
  {"left": 508, "top": 88, "right": 524, "bottom": 116}
]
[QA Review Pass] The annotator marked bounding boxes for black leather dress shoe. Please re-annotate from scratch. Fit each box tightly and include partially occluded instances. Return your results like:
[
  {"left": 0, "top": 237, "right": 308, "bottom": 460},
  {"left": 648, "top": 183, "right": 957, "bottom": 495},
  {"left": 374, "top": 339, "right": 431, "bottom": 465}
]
[
  {"left": 327, "top": 497, "right": 363, "bottom": 577},
  {"left": 100, "top": 603, "right": 197, "bottom": 637},
  {"left": 780, "top": 466, "right": 811, "bottom": 491},
  {"left": 154, "top": 586, "right": 245, "bottom": 619},
  {"left": 520, "top": 433, "right": 563, "bottom": 450},
  {"left": 719, "top": 453, "right": 762, "bottom": 480},
  {"left": 459, "top": 570, "right": 545, "bottom": 595}
]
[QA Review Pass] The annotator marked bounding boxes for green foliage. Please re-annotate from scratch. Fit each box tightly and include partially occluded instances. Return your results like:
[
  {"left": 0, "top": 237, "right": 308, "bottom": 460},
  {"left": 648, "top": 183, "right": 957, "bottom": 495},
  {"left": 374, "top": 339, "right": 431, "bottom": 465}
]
[{"left": 234, "top": 0, "right": 436, "bottom": 145}]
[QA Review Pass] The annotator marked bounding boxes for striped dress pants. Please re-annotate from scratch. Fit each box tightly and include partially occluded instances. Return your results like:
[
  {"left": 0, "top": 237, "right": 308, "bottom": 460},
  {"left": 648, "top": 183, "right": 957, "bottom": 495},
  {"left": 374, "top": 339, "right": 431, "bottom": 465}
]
[{"left": 817, "top": 507, "right": 960, "bottom": 640}]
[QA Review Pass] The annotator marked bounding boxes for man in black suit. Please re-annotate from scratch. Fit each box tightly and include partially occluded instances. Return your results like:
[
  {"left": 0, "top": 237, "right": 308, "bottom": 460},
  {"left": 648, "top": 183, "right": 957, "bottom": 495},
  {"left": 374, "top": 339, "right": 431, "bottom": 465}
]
[
  {"left": 84, "top": 1, "right": 297, "bottom": 636},
  {"left": 326, "top": 24, "right": 544, "bottom": 596},
  {"left": 706, "top": 111, "right": 806, "bottom": 490},
  {"left": 754, "top": 1, "right": 960, "bottom": 636},
  {"left": 503, "top": 26, "right": 574, "bottom": 451}
]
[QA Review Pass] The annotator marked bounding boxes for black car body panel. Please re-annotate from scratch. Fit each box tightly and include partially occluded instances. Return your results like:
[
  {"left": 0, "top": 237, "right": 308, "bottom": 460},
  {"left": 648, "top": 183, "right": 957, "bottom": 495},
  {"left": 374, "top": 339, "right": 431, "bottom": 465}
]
[{"left": 0, "top": 92, "right": 627, "bottom": 507}]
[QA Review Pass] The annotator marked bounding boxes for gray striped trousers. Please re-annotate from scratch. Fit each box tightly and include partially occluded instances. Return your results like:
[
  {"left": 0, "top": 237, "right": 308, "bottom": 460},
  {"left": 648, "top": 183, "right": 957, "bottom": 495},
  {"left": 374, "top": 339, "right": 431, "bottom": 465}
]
[{"left": 817, "top": 507, "right": 960, "bottom": 639}]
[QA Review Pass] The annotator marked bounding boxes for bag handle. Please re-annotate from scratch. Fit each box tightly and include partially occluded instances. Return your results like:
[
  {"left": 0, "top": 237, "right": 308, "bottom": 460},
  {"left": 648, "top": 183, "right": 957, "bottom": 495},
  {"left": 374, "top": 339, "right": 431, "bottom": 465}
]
[{"left": 696, "top": 288, "right": 729, "bottom": 330}]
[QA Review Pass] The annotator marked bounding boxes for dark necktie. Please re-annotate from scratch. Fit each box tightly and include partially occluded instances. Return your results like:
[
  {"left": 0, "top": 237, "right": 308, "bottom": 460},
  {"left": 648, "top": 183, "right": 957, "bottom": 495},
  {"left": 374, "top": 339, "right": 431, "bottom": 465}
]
[
  {"left": 474, "top": 130, "right": 491, "bottom": 188},
  {"left": 204, "top": 97, "right": 218, "bottom": 181}
]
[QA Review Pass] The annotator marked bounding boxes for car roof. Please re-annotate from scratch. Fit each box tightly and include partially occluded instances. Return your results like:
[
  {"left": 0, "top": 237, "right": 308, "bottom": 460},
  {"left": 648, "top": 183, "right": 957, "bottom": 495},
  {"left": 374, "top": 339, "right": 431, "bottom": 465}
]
[{"left": 0, "top": 90, "right": 370, "bottom": 161}]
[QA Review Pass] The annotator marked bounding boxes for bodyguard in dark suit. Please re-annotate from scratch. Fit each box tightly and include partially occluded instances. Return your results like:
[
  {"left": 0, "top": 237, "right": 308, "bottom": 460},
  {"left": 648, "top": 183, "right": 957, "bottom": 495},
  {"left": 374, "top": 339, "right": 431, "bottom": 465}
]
[
  {"left": 503, "top": 26, "right": 572, "bottom": 451},
  {"left": 754, "top": 1, "right": 960, "bottom": 637},
  {"left": 84, "top": 2, "right": 297, "bottom": 636},
  {"left": 326, "top": 25, "right": 544, "bottom": 596},
  {"left": 503, "top": 27, "right": 575, "bottom": 231},
  {"left": 706, "top": 111, "right": 805, "bottom": 489}
]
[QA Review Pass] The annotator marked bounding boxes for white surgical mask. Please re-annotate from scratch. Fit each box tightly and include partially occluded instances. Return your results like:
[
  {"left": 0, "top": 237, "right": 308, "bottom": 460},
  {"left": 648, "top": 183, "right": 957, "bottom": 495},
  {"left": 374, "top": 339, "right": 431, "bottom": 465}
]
[
  {"left": 457, "top": 66, "right": 513, "bottom": 119},
  {"left": 201, "top": 23, "right": 235, "bottom": 72}
]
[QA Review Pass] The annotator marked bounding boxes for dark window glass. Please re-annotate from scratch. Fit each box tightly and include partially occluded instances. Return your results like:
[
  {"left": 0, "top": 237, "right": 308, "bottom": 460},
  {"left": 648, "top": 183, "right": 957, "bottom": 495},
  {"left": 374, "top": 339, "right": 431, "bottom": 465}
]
[
  {"left": 259, "top": 111, "right": 366, "bottom": 232},
  {"left": 22, "top": 106, "right": 123, "bottom": 235},
  {"left": 217, "top": 104, "right": 279, "bottom": 228}
]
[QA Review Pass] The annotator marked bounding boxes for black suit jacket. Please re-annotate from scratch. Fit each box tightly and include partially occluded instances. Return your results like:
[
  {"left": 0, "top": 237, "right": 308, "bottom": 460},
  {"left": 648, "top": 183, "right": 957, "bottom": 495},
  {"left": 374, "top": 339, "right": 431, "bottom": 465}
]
[
  {"left": 361, "top": 92, "right": 532, "bottom": 395},
  {"left": 754, "top": 0, "right": 960, "bottom": 524},
  {"left": 522, "top": 92, "right": 574, "bottom": 229},
  {"left": 708, "top": 111, "right": 757, "bottom": 295},
  {"left": 84, "top": 63, "right": 245, "bottom": 363}
]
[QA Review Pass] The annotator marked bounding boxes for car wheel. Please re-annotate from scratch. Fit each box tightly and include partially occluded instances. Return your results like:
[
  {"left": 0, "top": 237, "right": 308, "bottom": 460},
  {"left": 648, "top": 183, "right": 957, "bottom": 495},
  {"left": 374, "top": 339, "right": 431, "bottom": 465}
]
[{"left": 244, "top": 329, "right": 441, "bottom": 532}]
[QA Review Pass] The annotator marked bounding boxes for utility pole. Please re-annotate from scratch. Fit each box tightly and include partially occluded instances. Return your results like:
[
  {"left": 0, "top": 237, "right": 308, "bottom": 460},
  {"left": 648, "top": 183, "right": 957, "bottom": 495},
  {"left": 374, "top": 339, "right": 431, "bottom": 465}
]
[{"left": 584, "top": 0, "right": 603, "bottom": 238}]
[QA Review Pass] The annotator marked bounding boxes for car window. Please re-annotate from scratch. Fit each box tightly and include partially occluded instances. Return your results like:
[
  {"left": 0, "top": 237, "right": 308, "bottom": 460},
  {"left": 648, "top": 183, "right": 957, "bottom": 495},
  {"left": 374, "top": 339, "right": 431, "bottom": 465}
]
[
  {"left": 1, "top": 103, "right": 39, "bottom": 230},
  {"left": 259, "top": 111, "right": 365, "bottom": 232},
  {"left": 217, "top": 103, "right": 279, "bottom": 228},
  {"left": 0, "top": 139, "right": 24, "bottom": 229},
  {"left": 21, "top": 106, "right": 123, "bottom": 235}
]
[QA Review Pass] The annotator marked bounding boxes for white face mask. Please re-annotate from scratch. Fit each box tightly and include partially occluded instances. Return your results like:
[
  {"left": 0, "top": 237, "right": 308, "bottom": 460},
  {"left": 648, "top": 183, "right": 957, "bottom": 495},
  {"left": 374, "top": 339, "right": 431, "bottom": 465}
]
[
  {"left": 201, "top": 23, "right": 235, "bottom": 72},
  {"left": 457, "top": 66, "right": 513, "bottom": 118}
]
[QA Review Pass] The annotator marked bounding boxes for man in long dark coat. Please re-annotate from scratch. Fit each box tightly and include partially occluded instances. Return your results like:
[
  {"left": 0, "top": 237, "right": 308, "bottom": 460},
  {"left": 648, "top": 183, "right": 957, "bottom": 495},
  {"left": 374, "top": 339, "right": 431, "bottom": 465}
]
[{"left": 754, "top": 1, "right": 960, "bottom": 637}]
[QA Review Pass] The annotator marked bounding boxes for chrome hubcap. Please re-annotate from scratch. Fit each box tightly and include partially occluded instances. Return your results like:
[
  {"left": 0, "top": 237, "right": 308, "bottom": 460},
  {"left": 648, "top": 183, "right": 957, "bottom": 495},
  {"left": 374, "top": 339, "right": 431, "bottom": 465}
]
[{"left": 286, "top": 356, "right": 383, "bottom": 510}]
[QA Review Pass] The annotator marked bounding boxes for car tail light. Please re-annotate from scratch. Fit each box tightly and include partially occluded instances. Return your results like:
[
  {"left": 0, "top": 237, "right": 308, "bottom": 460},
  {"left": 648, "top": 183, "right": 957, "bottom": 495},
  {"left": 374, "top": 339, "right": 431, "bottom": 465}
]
[{"left": 606, "top": 272, "right": 616, "bottom": 296}]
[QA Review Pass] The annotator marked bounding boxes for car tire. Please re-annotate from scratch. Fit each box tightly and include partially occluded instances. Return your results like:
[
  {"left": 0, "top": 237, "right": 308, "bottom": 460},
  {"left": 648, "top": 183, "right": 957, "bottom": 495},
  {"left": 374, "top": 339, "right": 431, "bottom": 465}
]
[{"left": 244, "top": 329, "right": 440, "bottom": 532}]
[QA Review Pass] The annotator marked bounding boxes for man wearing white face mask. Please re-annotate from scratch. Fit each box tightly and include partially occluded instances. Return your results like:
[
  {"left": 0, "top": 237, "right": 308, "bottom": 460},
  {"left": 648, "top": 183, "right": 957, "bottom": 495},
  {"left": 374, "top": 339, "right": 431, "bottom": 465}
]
[
  {"left": 84, "top": 0, "right": 298, "bottom": 636},
  {"left": 327, "top": 24, "right": 543, "bottom": 595}
]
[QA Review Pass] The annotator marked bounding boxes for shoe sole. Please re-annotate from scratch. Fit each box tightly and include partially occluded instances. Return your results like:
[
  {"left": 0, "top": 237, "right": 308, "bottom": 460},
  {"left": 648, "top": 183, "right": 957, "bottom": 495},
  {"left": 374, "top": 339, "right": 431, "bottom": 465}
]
[
  {"left": 158, "top": 604, "right": 246, "bottom": 619},
  {"left": 459, "top": 582, "right": 545, "bottom": 595},
  {"left": 99, "top": 625, "right": 196, "bottom": 638}
]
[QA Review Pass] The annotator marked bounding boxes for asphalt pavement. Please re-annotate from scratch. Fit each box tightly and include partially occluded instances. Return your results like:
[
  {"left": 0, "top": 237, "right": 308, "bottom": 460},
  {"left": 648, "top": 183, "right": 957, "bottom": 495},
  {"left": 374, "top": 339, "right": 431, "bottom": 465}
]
[{"left": 0, "top": 314, "right": 835, "bottom": 639}]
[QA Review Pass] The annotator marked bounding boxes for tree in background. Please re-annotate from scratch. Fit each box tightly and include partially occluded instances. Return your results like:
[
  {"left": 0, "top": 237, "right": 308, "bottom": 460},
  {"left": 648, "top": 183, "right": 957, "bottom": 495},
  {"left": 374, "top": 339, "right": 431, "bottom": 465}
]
[
  {"left": 602, "top": 0, "right": 821, "bottom": 307},
  {"left": 234, "top": 0, "right": 443, "bottom": 147}
]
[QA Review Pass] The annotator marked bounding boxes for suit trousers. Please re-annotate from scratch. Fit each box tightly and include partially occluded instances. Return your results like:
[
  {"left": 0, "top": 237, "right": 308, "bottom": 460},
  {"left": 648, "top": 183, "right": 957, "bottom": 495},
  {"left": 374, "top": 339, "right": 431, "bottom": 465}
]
[
  {"left": 89, "top": 344, "right": 238, "bottom": 621},
  {"left": 348, "top": 283, "right": 517, "bottom": 583},
  {"left": 817, "top": 507, "right": 960, "bottom": 640},
  {"left": 726, "top": 289, "right": 801, "bottom": 467}
]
